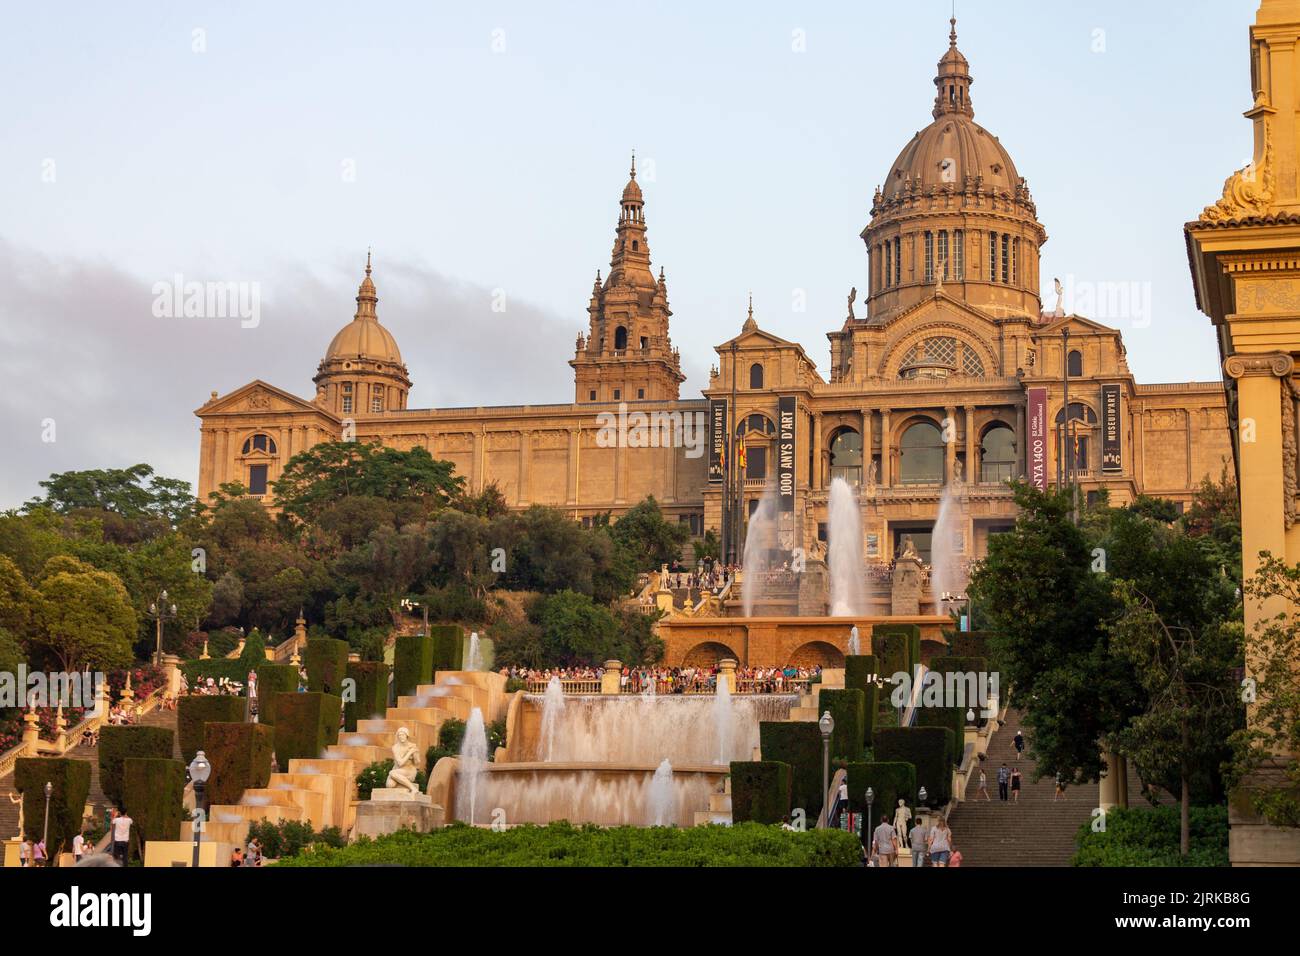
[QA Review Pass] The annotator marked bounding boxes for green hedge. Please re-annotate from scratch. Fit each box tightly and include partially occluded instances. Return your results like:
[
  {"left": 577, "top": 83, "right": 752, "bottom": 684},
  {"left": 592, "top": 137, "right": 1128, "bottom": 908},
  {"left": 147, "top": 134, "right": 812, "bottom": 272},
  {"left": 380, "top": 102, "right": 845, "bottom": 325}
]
[
  {"left": 180, "top": 631, "right": 268, "bottom": 687},
  {"left": 1072, "top": 805, "right": 1229, "bottom": 867},
  {"left": 277, "top": 821, "right": 864, "bottom": 867},
  {"left": 844, "top": 655, "right": 879, "bottom": 753},
  {"left": 818, "top": 688, "right": 866, "bottom": 761},
  {"left": 204, "top": 722, "right": 274, "bottom": 806},
  {"left": 272, "top": 692, "right": 342, "bottom": 766},
  {"left": 916, "top": 707, "right": 966, "bottom": 765},
  {"left": 950, "top": 630, "right": 992, "bottom": 662},
  {"left": 15, "top": 757, "right": 91, "bottom": 853},
  {"left": 872, "top": 624, "right": 920, "bottom": 711},
  {"left": 254, "top": 663, "right": 299, "bottom": 726},
  {"left": 344, "top": 661, "right": 390, "bottom": 732},
  {"left": 122, "top": 758, "right": 186, "bottom": 855},
  {"left": 759, "top": 721, "right": 825, "bottom": 820},
  {"left": 838, "top": 761, "right": 917, "bottom": 827},
  {"left": 924, "top": 655, "right": 989, "bottom": 739},
  {"left": 872, "top": 726, "right": 953, "bottom": 808},
  {"left": 729, "top": 761, "right": 792, "bottom": 824},
  {"left": 429, "top": 624, "right": 464, "bottom": 672},
  {"left": 97, "top": 725, "right": 175, "bottom": 808},
  {"left": 177, "top": 695, "right": 247, "bottom": 764},
  {"left": 305, "top": 637, "right": 350, "bottom": 694},
  {"left": 393, "top": 635, "right": 433, "bottom": 699}
]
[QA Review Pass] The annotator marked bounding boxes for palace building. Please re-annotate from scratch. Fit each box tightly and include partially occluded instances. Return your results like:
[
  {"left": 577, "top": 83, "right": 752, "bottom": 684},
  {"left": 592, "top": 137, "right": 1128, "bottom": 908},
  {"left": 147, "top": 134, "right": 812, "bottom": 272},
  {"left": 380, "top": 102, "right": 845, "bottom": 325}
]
[{"left": 196, "top": 20, "right": 1231, "bottom": 602}]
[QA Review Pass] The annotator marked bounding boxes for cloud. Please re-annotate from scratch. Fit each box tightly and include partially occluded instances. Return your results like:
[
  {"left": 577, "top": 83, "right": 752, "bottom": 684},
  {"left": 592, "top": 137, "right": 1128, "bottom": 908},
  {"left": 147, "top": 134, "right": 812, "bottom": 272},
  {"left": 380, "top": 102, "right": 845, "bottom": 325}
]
[{"left": 0, "top": 240, "right": 577, "bottom": 508}]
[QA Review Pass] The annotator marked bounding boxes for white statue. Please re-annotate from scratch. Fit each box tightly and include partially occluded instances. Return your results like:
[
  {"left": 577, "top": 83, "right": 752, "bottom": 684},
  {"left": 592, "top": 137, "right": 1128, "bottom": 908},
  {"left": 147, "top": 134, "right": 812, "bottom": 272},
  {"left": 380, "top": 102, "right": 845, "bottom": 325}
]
[
  {"left": 893, "top": 799, "right": 912, "bottom": 847},
  {"left": 7, "top": 792, "right": 23, "bottom": 839},
  {"left": 385, "top": 728, "right": 421, "bottom": 794},
  {"left": 848, "top": 625, "right": 861, "bottom": 656},
  {"left": 897, "top": 534, "right": 921, "bottom": 562}
]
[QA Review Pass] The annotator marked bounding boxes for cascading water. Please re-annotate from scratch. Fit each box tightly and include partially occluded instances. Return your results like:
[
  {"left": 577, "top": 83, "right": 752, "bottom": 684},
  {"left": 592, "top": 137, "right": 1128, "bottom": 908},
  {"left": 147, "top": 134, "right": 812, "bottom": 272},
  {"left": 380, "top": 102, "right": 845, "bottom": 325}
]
[
  {"left": 456, "top": 707, "right": 489, "bottom": 824},
  {"left": 646, "top": 759, "right": 676, "bottom": 826},
  {"left": 828, "top": 477, "right": 865, "bottom": 616},
  {"left": 848, "top": 624, "right": 861, "bottom": 656},
  {"left": 930, "top": 482, "right": 964, "bottom": 612},
  {"left": 742, "top": 486, "right": 780, "bottom": 617},
  {"left": 540, "top": 676, "right": 566, "bottom": 762},
  {"left": 712, "top": 674, "right": 734, "bottom": 764},
  {"left": 466, "top": 632, "right": 483, "bottom": 672}
]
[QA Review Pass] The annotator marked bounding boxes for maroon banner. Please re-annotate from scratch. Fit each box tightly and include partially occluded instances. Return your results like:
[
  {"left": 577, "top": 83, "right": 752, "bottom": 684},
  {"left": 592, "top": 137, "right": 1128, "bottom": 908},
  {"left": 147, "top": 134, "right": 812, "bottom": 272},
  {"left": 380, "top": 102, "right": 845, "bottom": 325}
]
[{"left": 1028, "top": 387, "right": 1048, "bottom": 490}]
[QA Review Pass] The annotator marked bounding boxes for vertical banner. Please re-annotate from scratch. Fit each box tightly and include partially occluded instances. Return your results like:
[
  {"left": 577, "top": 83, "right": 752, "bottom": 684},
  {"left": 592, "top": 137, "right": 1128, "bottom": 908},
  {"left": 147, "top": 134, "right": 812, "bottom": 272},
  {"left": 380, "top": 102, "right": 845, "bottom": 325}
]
[
  {"left": 1101, "top": 384, "right": 1122, "bottom": 473},
  {"left": 708, "top": 399, "right": 727, "bottom": 483},
  {"left": 777, "top": 397, "right": 796, "bottom": 512},
  {"left": 1027, "top": 387, "right": 1048, "bottom": 490}
]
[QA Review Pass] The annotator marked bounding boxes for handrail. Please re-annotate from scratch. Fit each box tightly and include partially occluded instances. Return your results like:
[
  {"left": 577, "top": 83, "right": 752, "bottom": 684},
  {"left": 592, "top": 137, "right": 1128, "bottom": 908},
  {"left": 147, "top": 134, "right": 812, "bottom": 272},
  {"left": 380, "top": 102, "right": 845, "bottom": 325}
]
[
  {"left": 817, "top": 767, "right": 849, "bottom": 829},
  {"left": 902, "top": 664, "right": 927, "bottom": 728}
]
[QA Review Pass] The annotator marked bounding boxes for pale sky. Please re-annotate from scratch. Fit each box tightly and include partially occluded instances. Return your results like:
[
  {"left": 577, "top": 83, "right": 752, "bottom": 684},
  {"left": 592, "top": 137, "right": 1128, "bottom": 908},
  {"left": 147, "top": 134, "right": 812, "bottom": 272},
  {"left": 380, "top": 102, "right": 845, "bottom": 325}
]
[{"left": 0, "top": 0, "right": 1261, "bottom": 507}]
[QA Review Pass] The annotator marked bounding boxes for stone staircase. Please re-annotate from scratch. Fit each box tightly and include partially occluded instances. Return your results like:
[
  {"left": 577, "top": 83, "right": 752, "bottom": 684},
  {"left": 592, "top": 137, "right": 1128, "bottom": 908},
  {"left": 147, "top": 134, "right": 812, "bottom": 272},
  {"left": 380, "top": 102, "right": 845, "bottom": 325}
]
[
  {"left": 198, "top": 671, "right": 508, "bottom": 845},
  {"left": 946, "top": 707, "right": 1152, "bottom": 867}
]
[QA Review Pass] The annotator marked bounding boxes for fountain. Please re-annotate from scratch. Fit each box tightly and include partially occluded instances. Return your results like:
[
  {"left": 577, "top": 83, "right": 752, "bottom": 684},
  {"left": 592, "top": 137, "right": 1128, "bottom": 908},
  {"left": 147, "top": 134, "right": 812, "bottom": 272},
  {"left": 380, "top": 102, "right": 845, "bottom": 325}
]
[
  {"left": 742, "top": 486, "right": 780, "bottom": 617},
  {"left": 466, "top": 632, "right": 483, "bottom": 672},
  {"left": 646, "top": 759, "right": 676, "bottom": 826},
  {"left": 455, "top": 707, "right": 489, "bottom": 824},
  {"left": 540, "top": 676, "right": 565, "bottom": 762},
  {"left": 848, "top": 624, "right": 861, "bottom": 656},
  {"left": 827, "top": 477, "right": 865, "bottom": 616},
  {"left": 712, "top": 674, "right": 734, "bottom": 765},
  {"left": 930, "top": 481, "right": 964, "bottom": 612}
]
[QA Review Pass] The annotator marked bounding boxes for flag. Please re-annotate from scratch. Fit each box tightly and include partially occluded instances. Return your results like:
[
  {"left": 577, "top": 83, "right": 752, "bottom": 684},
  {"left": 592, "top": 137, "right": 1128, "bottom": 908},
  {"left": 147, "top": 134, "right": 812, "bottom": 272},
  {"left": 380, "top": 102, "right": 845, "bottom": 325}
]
[{"left": 737, "top": 434, "right": 747, "bottom": 472}]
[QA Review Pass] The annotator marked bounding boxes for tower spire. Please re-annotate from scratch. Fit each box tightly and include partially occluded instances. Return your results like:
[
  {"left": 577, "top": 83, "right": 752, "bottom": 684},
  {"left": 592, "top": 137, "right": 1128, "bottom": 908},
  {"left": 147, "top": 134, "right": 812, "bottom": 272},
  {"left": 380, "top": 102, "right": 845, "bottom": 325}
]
[
  {"left": 933, "top": 14, "right": 974, "bottom": 119},
  {"left": 355, "top": 250, "right": 378, "bottom": 320}
]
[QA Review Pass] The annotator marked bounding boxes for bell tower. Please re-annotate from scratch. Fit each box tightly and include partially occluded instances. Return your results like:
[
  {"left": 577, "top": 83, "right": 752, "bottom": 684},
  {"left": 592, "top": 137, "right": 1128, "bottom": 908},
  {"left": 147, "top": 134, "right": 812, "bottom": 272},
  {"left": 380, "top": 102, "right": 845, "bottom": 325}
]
[{"left": 571, "top": 155, "right": 685, "bottom": 403}]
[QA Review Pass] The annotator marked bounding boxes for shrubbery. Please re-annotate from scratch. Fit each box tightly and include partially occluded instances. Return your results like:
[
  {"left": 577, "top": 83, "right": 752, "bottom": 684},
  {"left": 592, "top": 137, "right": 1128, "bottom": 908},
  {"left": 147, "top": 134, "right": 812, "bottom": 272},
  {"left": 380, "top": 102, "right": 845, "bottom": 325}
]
[
  {"left": 393, "top": 634, "right": 433, "bottom": 699},
  {"left": 835, "top": 761, "right": 917, "bottom": 824},
  {"left": 304, "top": 637, "right": 349, "bottom": 694},
  {"left": 1073, "top": 805, "right": 1228, "bottom": 867},
  {"left": 254, "top": 663, "right": 298, "bottom": 725},
  {"left": 429, "top": 624, "right": 464, "bottom": 673},
  {"left": 276, "top": 821, "right": 863, "bottom": 867},
  {"left": 15, "top": 757, "right": 90, "bottom": 852},
  {"left": 729, "top": 761, "right": 792, "bottom": 824},
  {"left": 122, "top": 758, "right": 186, "bottom": 856},
  {"left": 97, "top": 724, "right": 175, "bottom": 807},
  {"left": 177, "top": 695, "right": 247, "bottom": 764},
  {"left": 271, "top": 692, "right": 342, "bottom": 765},
  {"left": 818, "top": 688, "right": 866, "bottom": 761},
  {"left": 872, "top": 726, "right": 953, "bottom": 807},
  {"left": 759, "top": 721, "right": 825, "bottom": 819},
  {"left": 246, "top": 818, "right": 346, "bottom": 859},
  {"left": 204, "top": 722, "right": 274, "bottom": 806},
  {"left": 343, "top": 660, "right": 389, "bottom": 732}
]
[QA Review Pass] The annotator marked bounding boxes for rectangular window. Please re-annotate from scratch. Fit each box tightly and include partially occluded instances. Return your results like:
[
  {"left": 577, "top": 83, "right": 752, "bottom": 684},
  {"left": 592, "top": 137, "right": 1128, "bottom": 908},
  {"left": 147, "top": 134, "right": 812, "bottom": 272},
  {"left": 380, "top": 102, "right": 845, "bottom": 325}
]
[
  {"left": 342, "top": 384, "right": 353, "bottom": 414},
  {"left": 893, "top": 237, "right": 901, "bottom": 285},
  {"left": 589, "top": 390, "right": 597, "bottom": 401},
  {"left": 924, "top": 232, "right": 934, "bottom": 282},
  {"left": 817, "top": 522, "right": 828, "bottom": 542},
  {"left": 371, "top": 385, "right": 384, "bottom": 413},
  {"left": 248, "top": 464, "right": 268, "bottom": 496},
  {"left": 1001, "top": 234, "right": 1010, "bottom": 284},
  {"left": 954, "top": 230, "right": 964, "bottom": 279},
  {"left": 990, "top": 232, "right": 998, "bottom": 281},
  {"left": 937, "top": 231, "right": 949, "bottom": 279},
  {"left": 613, "top": 389, "right": 621, "bottom": 401},
  {"left": 1012, "top": 238, "right": 1019, "bottom": 286},
  {"left": 746, "top": 446, "right": 767, "bottom": 481},
  {"left": 884, "top": 242, "right": 892, "bottom": 288},
  {"left": 637, "top": 388, "right": 645, "bottom": 399}
]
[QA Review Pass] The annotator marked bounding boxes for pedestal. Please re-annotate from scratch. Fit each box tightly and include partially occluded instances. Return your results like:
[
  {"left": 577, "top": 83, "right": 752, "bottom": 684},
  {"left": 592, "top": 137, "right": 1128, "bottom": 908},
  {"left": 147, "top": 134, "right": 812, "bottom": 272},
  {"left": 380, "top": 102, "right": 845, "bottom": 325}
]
[{"left": 352, "top": 791, "right": 444, "bottom": 842}]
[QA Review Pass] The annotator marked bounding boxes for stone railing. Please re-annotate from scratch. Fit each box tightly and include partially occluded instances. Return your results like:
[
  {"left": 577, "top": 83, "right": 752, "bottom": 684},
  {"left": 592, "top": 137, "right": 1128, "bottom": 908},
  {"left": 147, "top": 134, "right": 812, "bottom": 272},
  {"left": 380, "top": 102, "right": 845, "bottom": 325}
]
[{"left": 524, "top": 679, "right": 603, "bottom": 695}]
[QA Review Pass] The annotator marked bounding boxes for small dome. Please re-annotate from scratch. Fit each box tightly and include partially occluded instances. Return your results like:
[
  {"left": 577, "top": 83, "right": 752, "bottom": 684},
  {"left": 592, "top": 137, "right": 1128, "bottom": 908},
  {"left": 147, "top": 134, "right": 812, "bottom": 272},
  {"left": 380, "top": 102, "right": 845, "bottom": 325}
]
[{"left": 622, "top": 177, "right": 643, "bottom": 202}]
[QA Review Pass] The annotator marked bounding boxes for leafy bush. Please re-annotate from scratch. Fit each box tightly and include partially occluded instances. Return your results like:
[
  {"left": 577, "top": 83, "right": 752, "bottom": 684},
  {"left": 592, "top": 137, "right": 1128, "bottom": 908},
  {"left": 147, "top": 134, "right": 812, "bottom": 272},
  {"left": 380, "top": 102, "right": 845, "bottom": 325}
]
[
  {"left": 393, "top": 635, "right": 433, "bottom": 699},
  {"left": 872, "top": 624, "right": 920, "bottom": 710},
  {"left": 949, "top": 630, "right": 991, "bottom": 662},
  {"left": 1073, "top": 805, "right": 1228, "bottom": 867},
  {"left": 344, "top": 660, "right": 389, "bottom": 732},
  {"left": 122, "top": 758, "right": 186, "bottom": 855},
  {"left": 177, "top": 695, "right": 247, "bottom": 764},
  {"left": 254, "top": 663, "right": 298, "bottom": 726},
  {"left": 304, "top": 637, "right": 349, "bottom": 694},
  {"left": 916, "top": 707, "right": 966, "bottom": 764},
  {"left": 429, "top": 624, "right": 464, "bottom": 672},
  {"left": 181, "top": 630, "right": 268, "bottom": 687},
  {"left": 276, "top": 821, "right": 864, "bottom": 867},
  {"left": 272, "top": 692, "right": 342, "bottom": 766},
  {"left": 356, "top": 758, "right": 428, "bottom": 800},
  {"left": 836, "top": 761, "right": 917, "bottom": 826},
  {"left": 819, "top": 688, "right": 866, "bottom": 761},
  {"left": 97, "top": 724, "right": 175, "bottom": 807},
  {"left": 872, "top": 726, "right": 953, "bottom": 808},
  {"left": 424, "top": 716, "right": 506, "bottom": 772},
  {"left": 759, "top": 721, "right": 826, "bottom": 819},
  {"left": 246, "top": 818, "right": 346, "bottom": 859},
  {"left": 729, "top": 761, "right": 792, "bottom": 824},
  {"left": 204, "top": 722, "right": 274, "bottom": 806},
  {"left": 15, "top": 757, "right": 90, "bottom": 852}
]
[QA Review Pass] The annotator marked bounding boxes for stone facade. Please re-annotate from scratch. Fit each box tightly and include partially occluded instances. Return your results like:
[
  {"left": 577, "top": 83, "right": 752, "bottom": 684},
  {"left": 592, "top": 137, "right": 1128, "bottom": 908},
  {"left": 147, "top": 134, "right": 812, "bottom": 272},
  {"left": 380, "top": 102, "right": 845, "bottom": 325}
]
[{"left": 196, "top": 21, "right": 1230, "bottom": 570}]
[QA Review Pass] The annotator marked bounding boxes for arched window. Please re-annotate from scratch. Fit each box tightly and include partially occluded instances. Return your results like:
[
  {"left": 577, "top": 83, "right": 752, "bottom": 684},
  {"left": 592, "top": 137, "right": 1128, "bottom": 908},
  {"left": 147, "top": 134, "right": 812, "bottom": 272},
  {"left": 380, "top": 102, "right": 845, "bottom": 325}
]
[
  {"left": 241, "top": 434, "right": 278, "bottom": 455},
  {"left": 829, "top": 428, "right": 863, "bottom": 486},
  {"left": 614, "top": 326, "right": 628, "bottom": 351},
  {"left": 736, "top": 414, "right": 776, "bottom": 437},
  {"left": 749, "top": 363, "right": 764, "bottom": 389},
  {"left": 1054, "top": 403, "right": 1097, "bottom": 425},
  {"left": 1067, "top": 350, "right": 1083, "bottom": 377},
  {"left": 980, "top": 424, "right": 1017, "bottom": 483},
  {"left": 899, "top": 420, "right": 944, "bottom": 485}
]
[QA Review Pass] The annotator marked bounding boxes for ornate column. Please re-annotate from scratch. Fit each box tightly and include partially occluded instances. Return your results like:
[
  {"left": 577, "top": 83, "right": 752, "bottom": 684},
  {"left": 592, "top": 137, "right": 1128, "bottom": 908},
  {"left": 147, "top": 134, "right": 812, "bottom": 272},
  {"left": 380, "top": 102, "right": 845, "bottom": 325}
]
[
  {"left": 518, "top": 429, "right": 532, "bottom": 506},
  {"left": 812, "top": 412, "right": 823, "bottom": 489},
  {"left": 880, "top": 409, "right": 892, "bottom": 487},
  {"left": 861, "top": 408, "right": 873, "bottom": 487},
  {"left": 567, "top": 427, "right": 580, "bottom": 505},
  {"left": 1015, "top": 402, "right": 1026, "bottom": 477},
  {"left": 964, "top": 404, "right": 977, "bottom": 484}
]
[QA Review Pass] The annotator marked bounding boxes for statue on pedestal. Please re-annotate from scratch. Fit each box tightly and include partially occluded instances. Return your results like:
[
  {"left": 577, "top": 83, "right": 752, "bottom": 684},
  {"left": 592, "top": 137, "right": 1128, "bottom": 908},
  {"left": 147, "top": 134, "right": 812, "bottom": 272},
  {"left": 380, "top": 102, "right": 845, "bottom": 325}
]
[
  {"left": 385, "top": 728, "right": 421, "bottom": 795},
  {"left": 893, "top": 799, "right": 912, "bottom": 847},
  {"left": 897, "top": 534, "right": 920, "bottom": 562},
  {"left": 7, "top": 792, "right": 23, "bottom": 839}
]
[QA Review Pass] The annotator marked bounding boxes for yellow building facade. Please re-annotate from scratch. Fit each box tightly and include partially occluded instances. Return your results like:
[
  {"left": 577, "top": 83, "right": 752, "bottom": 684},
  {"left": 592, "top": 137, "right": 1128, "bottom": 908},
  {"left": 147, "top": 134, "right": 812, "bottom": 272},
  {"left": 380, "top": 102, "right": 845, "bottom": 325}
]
[{"left": 197, "top": 22, "right": 1230, "bottom": 593}]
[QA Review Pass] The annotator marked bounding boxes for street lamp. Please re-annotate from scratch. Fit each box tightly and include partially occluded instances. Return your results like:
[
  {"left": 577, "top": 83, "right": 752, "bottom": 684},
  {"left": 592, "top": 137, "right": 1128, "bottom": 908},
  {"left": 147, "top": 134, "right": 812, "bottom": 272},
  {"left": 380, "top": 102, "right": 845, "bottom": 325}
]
[
  {"left": 42, "top": 781, "right": 52, "bottom": 866},
  {"left": 146, "top": 589, "right": 178, "bottom": 667},
  {"left": 818, "top": 710, "right": 834, "bottom": 826},
  {"left": 188, "top": 751, "right": 211, "bottom": 868},
  {"left": 918, "top": 785, "right": 928, "bottom": 812},
  {"left": 865, "top": 786, "right": 875, "bottom": 840}
]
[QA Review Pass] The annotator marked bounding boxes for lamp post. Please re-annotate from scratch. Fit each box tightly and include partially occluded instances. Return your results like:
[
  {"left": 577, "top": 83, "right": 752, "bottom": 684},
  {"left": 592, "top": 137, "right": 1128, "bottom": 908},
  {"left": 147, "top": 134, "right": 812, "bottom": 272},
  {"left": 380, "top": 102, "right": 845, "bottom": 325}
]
[
  {"left": 865, "top": 786, "right": 875, "bottom": 843},
  {"left": 146, "top": 589, "right": 178, "bottom": 667},
  {"left": 189, "top": 751, "right": 211, "bottom": 868},
  {"left": 918, "top": 785, "right": 928, "bottom": 825},
  {"left": 818, "top": 710, "right": 834, "bottom": 826},
  {"left": 42, "top": 781, "right": 52, "bottom": 866}
]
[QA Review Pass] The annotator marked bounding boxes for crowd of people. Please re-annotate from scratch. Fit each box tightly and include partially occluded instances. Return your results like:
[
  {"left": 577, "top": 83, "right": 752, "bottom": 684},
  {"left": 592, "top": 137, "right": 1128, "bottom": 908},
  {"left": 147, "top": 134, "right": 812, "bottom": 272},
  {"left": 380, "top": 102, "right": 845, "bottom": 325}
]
[{"left": 510, "top": 663, "right": 822, "bottom": 695}]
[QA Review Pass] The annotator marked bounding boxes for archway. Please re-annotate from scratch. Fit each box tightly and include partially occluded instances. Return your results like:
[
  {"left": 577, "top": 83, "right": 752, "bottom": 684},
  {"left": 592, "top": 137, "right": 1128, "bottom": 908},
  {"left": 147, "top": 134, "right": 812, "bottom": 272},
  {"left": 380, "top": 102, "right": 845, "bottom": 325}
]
[
  {"left": 683, "top": 641, "right": 741, "bottom": 668},
  {"left": 786, "top": 641, "right": 845, "bottom": 668},
  {"left": 899, "top": 419, "right": 944, "bottom": 485}
]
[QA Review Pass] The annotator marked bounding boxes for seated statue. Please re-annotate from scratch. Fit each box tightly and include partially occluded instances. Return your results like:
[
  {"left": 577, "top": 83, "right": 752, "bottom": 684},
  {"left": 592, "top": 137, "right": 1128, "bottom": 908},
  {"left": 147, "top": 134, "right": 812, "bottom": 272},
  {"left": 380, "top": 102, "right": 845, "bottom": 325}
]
[
  {"left": 896, "top": 534, "right": 920, "bottom": 562},
  {"left": 385, "top": 727, "right": 421, "bottom": 794}
]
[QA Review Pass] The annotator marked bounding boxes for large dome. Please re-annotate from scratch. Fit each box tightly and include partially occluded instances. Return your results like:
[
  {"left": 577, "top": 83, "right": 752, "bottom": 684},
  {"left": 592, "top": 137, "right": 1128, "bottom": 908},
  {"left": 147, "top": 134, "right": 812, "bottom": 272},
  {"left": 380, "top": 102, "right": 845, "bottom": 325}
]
[
  {"left": 323, "top": 264, "right": 404, "bottom": 365},
  {"left": 882, "top": 117, "right": 1020, "bottom": 201}
]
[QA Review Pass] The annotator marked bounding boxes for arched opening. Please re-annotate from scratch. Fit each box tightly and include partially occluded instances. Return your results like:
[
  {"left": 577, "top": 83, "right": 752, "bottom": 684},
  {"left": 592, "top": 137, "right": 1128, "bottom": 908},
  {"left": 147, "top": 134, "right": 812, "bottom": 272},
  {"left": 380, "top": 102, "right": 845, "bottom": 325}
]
[
  {"left": 1054, "top": 403, "right": 1097, "bottom": 425},
  {"left": 683, "top": 641, "right": 740, "bottom": 668},
  {"left": 614, "top": 326, "right": 628, "bottom": 351},
  {"left": 786, "top": 641, "right": 845, "bottom": 669},
  {"left": 899, "top": 420, "right": 944, "bottom": 485},
  {"left": 241, "top": 434, "right": 278, "bottom": 455},
  {"left": 980, "top": 423, "right": 1017, "bottom": 484},
  {"left": 1055, "top": 404, "right": 1097, "bottom": 473},
  {"left": 749, "top": 363, "right": 764, "bottom": 389},
  {"left": 829, "top": 427, "right": 862, "bottom": 486},
  {"left": 1067, "top": 349, "right": 1083, "bottom": 377}
]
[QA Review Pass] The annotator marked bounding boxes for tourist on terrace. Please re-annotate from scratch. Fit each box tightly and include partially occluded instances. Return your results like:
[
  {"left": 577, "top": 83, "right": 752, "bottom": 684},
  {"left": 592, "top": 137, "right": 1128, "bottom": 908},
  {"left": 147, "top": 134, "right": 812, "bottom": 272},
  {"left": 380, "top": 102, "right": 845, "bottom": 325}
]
[{"left": 870, "top": 814, "right": 899, "bottom": 867}]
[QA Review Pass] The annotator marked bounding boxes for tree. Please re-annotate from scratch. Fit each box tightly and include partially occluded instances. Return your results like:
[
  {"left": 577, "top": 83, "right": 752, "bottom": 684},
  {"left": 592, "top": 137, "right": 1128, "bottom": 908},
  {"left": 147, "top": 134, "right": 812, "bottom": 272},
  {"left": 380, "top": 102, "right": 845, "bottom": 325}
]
[
  {"left": 26, "top": 464, "right": 196, "bottom": 526},
  {"left": 1128, "top": 495, "right": 1180, "bottom": 524},
  {"left": 1182, "top": 465, "right": 1242, "bottom": 585},
  {"left": 693, "top": 528, "right": 722, "bottom": 563},
  {"left": 532, "top": 591, "right": 620, "bottom": 666},
  {"left": 609, "top": 496, "right": 689, "bottom": 572},
  {"left": 1107, "top": 581, "right": 1242, "bottom": 856},
  {"left": 31, "top": 559, "right": 137, "bottom": 673},
  {"left": 272, "top": 442, "right": 463, "bottom": 522}
]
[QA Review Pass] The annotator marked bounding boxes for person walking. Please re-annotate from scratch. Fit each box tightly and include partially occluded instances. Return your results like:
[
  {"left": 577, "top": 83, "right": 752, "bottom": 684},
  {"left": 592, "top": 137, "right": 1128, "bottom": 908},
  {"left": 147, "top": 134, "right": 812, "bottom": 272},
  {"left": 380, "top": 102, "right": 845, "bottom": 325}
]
[
  {"left": 927, "top": 817, "right": 953, "bottom": 867},
  {"left": 908, "top": 817, "right": 930, "bottom": 867},
  {"left": 1011, "top": 766, "right": 1023, "bottom": 804},
  {"left": 18, "top": 837, "right": 30, "bottom": 868},
  {"left": 997, "top": 763, "right": 1010, "bottom": 802},
  {"left": 978, "top": 767, "right": 990, "bottom": 801},
  {"left": 72, "top": 830, "right": 85, "bottom": 864},
  {"left": 1054, "top": 771, "right": 1065, "bottom": 802},
  {"left": 33, "top": 838, "right": 47, "bottom": 868},
  {"left": 111, "top": 808, "right": 133, "bottom": 865},
  {"left": 871, "top": 814, "right": 899, "bottom": 867},
  {"left": 1013, "top": 729, "right": 1025, "bottom": 760}
]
